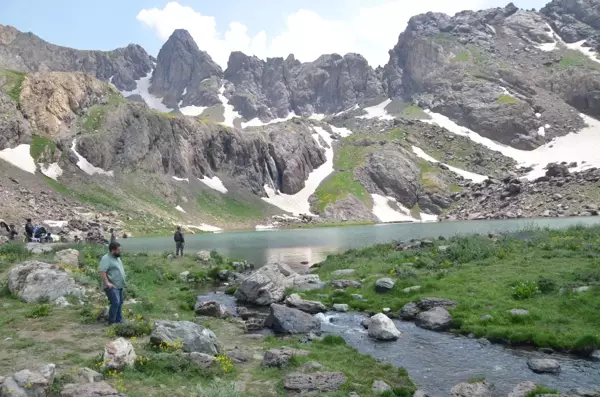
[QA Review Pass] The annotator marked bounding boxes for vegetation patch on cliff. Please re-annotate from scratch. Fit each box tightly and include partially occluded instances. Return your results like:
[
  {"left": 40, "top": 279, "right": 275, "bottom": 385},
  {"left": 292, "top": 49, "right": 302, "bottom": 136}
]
[
  {"left": 300, "top": 225, "right": 600, "bottom": 352},
  {"left": 82, "top": 92, "right": 126, "bottom": 133},
  {"left": 0, "top": 68, "right": 26, "bottom": 102},
  {"left": 30, "top": 135, "right": 56, "bottom": 162}
]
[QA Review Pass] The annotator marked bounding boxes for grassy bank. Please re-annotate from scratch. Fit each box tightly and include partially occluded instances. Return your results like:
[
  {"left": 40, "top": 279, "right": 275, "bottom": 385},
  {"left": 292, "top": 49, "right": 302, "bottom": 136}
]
[
  {"left": 0, "top": 242, "right": 415, "bottom": 396},
  {"left": 300, "top": 225, "right": 600, "bottom": 353}
]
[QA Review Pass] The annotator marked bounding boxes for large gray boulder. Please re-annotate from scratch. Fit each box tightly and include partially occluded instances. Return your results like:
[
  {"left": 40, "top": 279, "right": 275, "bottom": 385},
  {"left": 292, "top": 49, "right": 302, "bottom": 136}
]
[
  {"left": 0, "top": 364, "right": 55, "bottom": 397},
  {"left": 285, "top": 293, "right": 327, "bottom": 314},
  {"left": 60, "top": 381, "right": 119, "bottom": 397},
  {"left": 7, "top": 261, "right": 85, "bottom": 303},
  {"left": 150, "top": 320, "right": 221, "bottom": 354},
  {"left": 399, "top": 302, "right": 421, "bottom": 320},
  {"left": 527, "top": 358, "right": 561, "bottom": 374},
  {"left": 368, "top": 313, "right": 401, "bottom": 341},
  {"left": 234, "top": 264, "right": 286, "bottom": 305},
  {"left": 450, "top": 381, "right": 492, "bottom": 397},
  {"left": 283, "top": 372, "right": 348, "bottom": 394},
  {"left": 415, "top": 307, "right": 452, "bottom": 331},
  {"left": 265, "top": 304, "right": 320, "bottom": 334}
]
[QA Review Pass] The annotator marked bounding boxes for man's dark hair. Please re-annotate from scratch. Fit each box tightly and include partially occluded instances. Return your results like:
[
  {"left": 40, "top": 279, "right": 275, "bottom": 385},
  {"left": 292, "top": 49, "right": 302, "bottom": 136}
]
[
  {"left": 108, "top": 242, "right": 121, "bottom": 252},
  {"left": 26, "top": 218, "right": 32, "bottom": 222},
  {"left": 110, "top": 228, "right": 114, "bottom": 233}
]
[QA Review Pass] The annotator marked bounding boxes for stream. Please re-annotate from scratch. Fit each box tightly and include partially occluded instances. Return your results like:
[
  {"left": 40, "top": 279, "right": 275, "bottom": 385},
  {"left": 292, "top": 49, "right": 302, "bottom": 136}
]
[{"left": 197, "top": 293, "right": 600, "bottom": 396}]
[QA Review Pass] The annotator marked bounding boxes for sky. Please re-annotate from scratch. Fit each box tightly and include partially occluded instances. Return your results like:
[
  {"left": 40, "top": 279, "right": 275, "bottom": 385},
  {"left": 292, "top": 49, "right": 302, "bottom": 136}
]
[{"left": 1, "top": 0, "right": 549, "bottom": 68}]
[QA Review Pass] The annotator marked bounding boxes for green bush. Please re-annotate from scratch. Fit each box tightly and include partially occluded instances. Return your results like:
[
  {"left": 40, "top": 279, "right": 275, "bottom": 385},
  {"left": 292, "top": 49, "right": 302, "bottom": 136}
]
[
  {"left": 321, "top": 335, "right": 346, "bottom": 346},
  {"left": 537, "top": 277, "right": 557, "bottom": 294},
  {"left": 26, "top": 304, "right": 52, "bottom": 318},
  {"left": 113, "top": 320, "right": 153, "bottom": 337},
  {"left": 524, "top": 385, "right": 560, "bottom": 397},
  {"left": 512, "top": 280, "right": 540, "bottom": 300}
]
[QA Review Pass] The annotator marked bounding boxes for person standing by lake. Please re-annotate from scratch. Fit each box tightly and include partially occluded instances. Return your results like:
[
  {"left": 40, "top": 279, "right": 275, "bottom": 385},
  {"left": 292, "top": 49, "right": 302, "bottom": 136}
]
[
  {"left": 98, "top": 242, "right": 126, "bottom": 325},
  {"left": 174, "top": 226, "right": 185, "bottom": 256}
]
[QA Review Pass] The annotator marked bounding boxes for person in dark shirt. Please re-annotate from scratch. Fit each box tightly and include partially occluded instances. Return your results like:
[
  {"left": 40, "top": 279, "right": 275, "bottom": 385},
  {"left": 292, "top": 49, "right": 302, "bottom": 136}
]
[
  {"left": 174, "top": 226, "right": 185, "bottom": 256},
  {"left": 25, "top": 219, "right": 33, "bottom": 242}
]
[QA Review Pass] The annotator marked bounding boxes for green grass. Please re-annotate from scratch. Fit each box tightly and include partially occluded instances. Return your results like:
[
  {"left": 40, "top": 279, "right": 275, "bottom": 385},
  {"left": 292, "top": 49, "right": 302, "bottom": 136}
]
[
  {"left": 196, "top": 190, "right": 264, "bottom": 221},
  {"left": 299, "top": 225, "right": 600, "bottom": 352},
  {"left": 496, "top": 95, "right": 519, "bottom": 105},
  {"left": 556, "top": 50, "right": 600, "bottom": 72},
  {"left": 410, "top": 204, "right": 421, "bottom": 220},
  {"left": 399, "top": 105, "right": 429, "bottom": 120},
  {"left": 82, "top": 92, "right": 126, "bottom": 133},
  {"left": 451, "top": 50, "right": 471, "bottom": 62},
  {"left": 30, "top": 135, "right": 56, "bottom": 161},
  {"left": 450, "top": 183, "right": 463, "bottom": 193},
  {"left": 255, "top": 336, "right": 414, "bottom": 396},
  {"left": 0, "top": 68, "right": 26, "bottom": 102},
  {"left": 419, "top": 161, "right": 444, "bottom": 194},
  {"left": 524, "top": 385, "right": 560, "bottom": 397}
]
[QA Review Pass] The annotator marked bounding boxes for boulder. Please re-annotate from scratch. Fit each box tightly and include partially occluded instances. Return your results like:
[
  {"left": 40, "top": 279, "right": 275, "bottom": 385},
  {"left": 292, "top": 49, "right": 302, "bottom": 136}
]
[
  {"left": 285, "top": 274, "right": 326, "bottom": 291},
  {"left": 60, "top": 381, "right": 119, "bottom": 397},
  {"left": 150, "top": 320, "right": 221, "bottom": 354},
  {"left": 399, "top": 302, "right": 420, "bottom": 320},
  {"left": 102, "top": 338, "right": 136, "bottom": 370},
  {"left": 413, "top": 391, "right": 429, "bottom": 397},
  {"left": 194, "top": 301, "right": 230, "bottom": 318},
  {"left": 450, "top": 381, "right": 492, "bottom": 397},
  {"left": 74, "top": 367, "right": 103, "bottom": 383},
  {"left": 179, "top": 271, "right": 190, "bottom": 282},
  {"left": 591, "top": 350, "right": 600, "bottom": 361},
  {"left": 368, "top": 313, "right": 401, "bottom": 341},
  {"left": 546, "top": 163, "right": 570, "bottom": 178},
  {"left": 527, "top": 358, "right": 561, "bottom": 374},
  {"left": 508, "top": 381, "right": 537, "bottom": 397},
  {"left": 54, "top": 249, "right": 79, "bottom": 268},
  {"left": 265, "top": 304, "right": 320, "bottom": 334},
  {"left": 195, "top": 250, "right": 211, "bottom": 262},
  {"left": 234, "top": 264, "right": 286, "bottom": 305},
  {"left": 1, "top": 364, "right": 55, "bottom": 397},
  {"left": 417, "top": 298, "right": 457, "bottom": 310},
  {"left": 372, "top": 380, "right": 392, "bottom": 392},
  {"left": 226, "top": 348, "right": 251, "bottom": 364},
  {"left": 330, "top": 280, "right": 362, "bottom": 289},
  {"left": 277, "top": 263, "right": 295, "bottom": 277},
  {"left": 284, "top": 372, "right": 348, "bottom": 394},
  {"left": 415, "top": 307, "right": 452, "bottom": 331},
  {"left": 331, "top": 269, "right": 356, "bottom": 276},
  {"left": 333, "top": 304, "right": 349, "bottom": 312},
  {"left": 375, "top": 278, "right": 395, "bottom": 293},
  {"left": 285, "top": 293, "right": 327, "bottom": 314},
  {"left": 189, "top": 352, "right": 217, "bottom": 369},
  {"left": 361, "top": 318, "right": 371, "bottom": 329},
  {"left": 262, "top": 347, "right": 310, "bottom": 368},
  {"left": 7, "top": 261, "right": 85, "bottom": 303},
  {"left": 508, "top": 309, "right": 529, "bottom": 316},
  {"left": 403, "top": 286, "right": 421, "bottom": 293}
]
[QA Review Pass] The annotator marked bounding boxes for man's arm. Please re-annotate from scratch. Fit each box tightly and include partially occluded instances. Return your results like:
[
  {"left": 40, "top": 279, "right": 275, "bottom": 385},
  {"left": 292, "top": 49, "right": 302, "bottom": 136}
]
[
  {"left": 99, "top": 271, "right": 114, "bottom": 289},
  {"left": 98, "top": 257, "right": 114, "bottom": 289}
]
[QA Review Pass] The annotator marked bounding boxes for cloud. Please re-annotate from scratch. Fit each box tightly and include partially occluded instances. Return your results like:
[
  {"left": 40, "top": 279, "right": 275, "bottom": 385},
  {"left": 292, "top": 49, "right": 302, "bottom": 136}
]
[{"left": 137, "top": 0, "right": 497, "bottom": 68}]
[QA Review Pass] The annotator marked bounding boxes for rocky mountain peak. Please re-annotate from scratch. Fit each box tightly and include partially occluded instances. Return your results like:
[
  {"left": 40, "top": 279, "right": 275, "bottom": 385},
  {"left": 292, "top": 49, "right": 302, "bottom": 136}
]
[
  {"left": 0, "top": 24, "right": 19, "bottom": 45},
  {"left": 541, "top": 0, "right": 600, "bottom": 47},
  {"left": 149, "top": 28, "right": 223, "bottom": 110}
]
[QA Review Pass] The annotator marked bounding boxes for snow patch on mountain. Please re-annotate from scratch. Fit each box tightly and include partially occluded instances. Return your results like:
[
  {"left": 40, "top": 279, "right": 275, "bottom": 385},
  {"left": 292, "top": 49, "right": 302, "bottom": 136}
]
[
  {"left": 218, "top": 85, "right": 243, "bottom": 127},
  {"left": 0, "top": 144, "right": 36, "bottom": 174},
  {"left": 71, "top": 140, "right": 113, "bottom": 177},
  {"left": 198, "top": 176, "right": 228, "bottom": 193},
  {"left": 121, "top": 70, "right": 174, "bottom": 113},
  {"left": 411, "top": 146, "right": 487, "bottom": 182},
  {"left": 40, "top": 163, "right": 63, "bottom": 180},
  {"left": 357, "top": 99, "right": 394, "bottom": 120}
]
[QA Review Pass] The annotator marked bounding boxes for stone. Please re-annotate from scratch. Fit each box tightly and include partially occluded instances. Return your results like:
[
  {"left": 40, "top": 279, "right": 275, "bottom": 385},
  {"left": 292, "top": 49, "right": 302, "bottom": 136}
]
[
  {"left": 75, "top": 367, "right": 103, "bottom": 383},
  {"left": 333, "top": 304, "right": 349, "bottom": 312},
  {"left": 301, "top": 362, "right": 323, "bottom": 372},
  {"left": 285, "top": 274, "right": 326, "bottom": 291},
  {"left": 527, "top": 358, "right": 561, "bottom": 374},
  {"left": 372, "top": 380, "right": 392, "bottom": 392},
  {"left": 480, "top": 314, "right": 493, "bottom": 321},
  {"left": 265, "top": 304, "right": 320, "bottom": 334},
  {"left": 60, "top": 381, "right": 119, "bottom": 397},
  {"left": 102, "top": 338, "right": 136, "bottom": 370},
  {"left": 546, "top": 163, "right": 570, "bottom": 178},
  {"left": 415, "top": 307, "right": 452, "bottom": 331},
  {"left": 179, "top": 271, "right": 190, "bottom": 282},
  {"left": 284, "top": 372, "right": 348, "bottom": 394},
  {"left": 277, "top": 263, "right": 295, "bottom": 277},
  {"left": 573, "top": 286, "right": 590, "bottom": 293},
  {"left": 331, "top": 269, "right": 356, "bottom": 276},
  {"left": 189, "top": 352, "right": 217, "bottom": 369},
  {"left": 413, "top": 391, "right": 429, "bottom": 397},
  {"left": 1, "top": 364, "right": 56, "bottom": 397},
  {"left": 54, "top": 249, "right": 79, "bottom": 268},
  {"left": 508, "top": 381, "right": 537, "bottom": 397},
  {"left": 399, "top": 302, "right": 420, "bottom": 320},
  {"left": 360, "top": 318, "right": 371, "bottom": 329},
  {"left": 195, "top": 250, "right": 211, "bottom": 262},
  {"left": 7, "top": 260, "right": 86, "bottom": 303},
  {"left": 591, "top": 350, "right": 600, "bottom": 361},
  {"left": 262, "top": 347, "right": 310, "bottom": 368},
  {"left": 450, "top": 381, "right": 491, "bottom": 397},
  {"left": 226, "top": 348, "right": 251, "bottom": 364},
  {"left": 508, "top": 309, "right": 529, "bottom": 316},
  {"left": 330, "top": 280, "right": 362, "bottom": 289},
  {"left": 234, "top": 264, "right": 286, "bottom": 305},
  {"left": 285, "top": 293, "right": 327, "bottom": 314},
  {"left": 403, "top": 286, "right": 421, "bottom": 293},
  {"left": 150, "top": 320, "right": 221, "bottom": 354},
  {"left": 368, "top": 313, "right": 400, "bottom": 341},
  {"left": 375, "top": 278, "right": 395, "bottom": 293},
  {"left": 416, "top": 298, "right": 457, "bottom": 310},
  {"left": 194, "top": 300, "right": 230, "bottom": 318}
]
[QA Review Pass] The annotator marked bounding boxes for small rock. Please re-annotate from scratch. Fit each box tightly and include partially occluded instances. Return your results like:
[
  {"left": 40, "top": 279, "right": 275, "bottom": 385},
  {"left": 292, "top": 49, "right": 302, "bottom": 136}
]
[
  {"left": 527, "top": 358, "right": 560, "bottom": 374},
  {"left": 403, "top": 285, "right": 421, "bottom": 293},
  {"left": 368, "top": 313, "right": 400, "bottom": 341},
  {"left": 450, "top": 381, "right": 491, "bottom": 397},
  {"left": 415, "top": 307, "right": 452, "bottom": 331},
  {"left": 413, "top": 391, "right": 429, "bottom": 397},
  {"left": 189, "top": 352, "right": 217, "bottom": 369},
  {"left": 508, "top": 309, "right": 529, "bottom": 316},
  {"left": 372, "top": 380, "right": 392, "bottom": 392},
  {"left": 150, "top": 320, "right": 221, "bottom": 354},
  {"left": 330, "top": 280, "right": 362, "bottom": 289},
  {"left": 54, "top": 249, "right": 80, "bottom": 268},
  {"left": 333, "top": 304, "right": 349, "bottom": 312},
  {"left": 226, "top": 348, "right": 251, "bottom": 364},
  {"left": 262, "top": 347, "right": 310, "bottom": 368},
  {"left": 375, "top": 277, "right": 395, "bottom": 293},
  {"left": 480, "top": 314, "right": 493, "bottom": 321},
  {"left": 331, "top": 269, "right": 356, "bottom": 276},
  {"left": 573, "top": 286, "right": 590, "bottom": 293},
  {"left": 351, "top": 294, "right": 364, "bottom": 300},
  {"left": 360, "top": 318, "right": 371, "bottom": 329},
  {"left": 102, "top": 338, "right": 136, "bottom": 370},
  {"left": 284, "top": 372, "right": 348, "bottom": 394},
  {"left": 194, "top": 301, "right": 230, "bottom": 319},
  {"left": 179, "top": 271, "right": 190, "bottom": 282},
  {"left": 277, "top": 263, "right": 295, "bottom": 277},
  {"left": 60, "top": 381, "right": 118, "bottom": 397},
  {"left": 75, "top": 367, "right": 103, "bottom": 383},
  {"left": 285, "top": 293, "right": 327, "bottom": 314},
  {"left": 591, "top": 350, "right": 600, "bottom": 361},
  {"left": 508, "top": 381, "right": 537, "bottom": 397},
  {"left": 399, "top": 302, "right": 420, "bottom": 320},
  {"left": 301, "top": 362, "right": 323, "bottom": 372},
  {"left": 195, "top": 250, "right": 212, "bottom": 261}
]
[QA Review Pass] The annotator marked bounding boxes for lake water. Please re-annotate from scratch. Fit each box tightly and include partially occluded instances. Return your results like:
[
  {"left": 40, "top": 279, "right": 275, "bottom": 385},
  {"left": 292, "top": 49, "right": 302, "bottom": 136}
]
[{"left": 123, "top": 217, "right": 600, "bottom": 266}]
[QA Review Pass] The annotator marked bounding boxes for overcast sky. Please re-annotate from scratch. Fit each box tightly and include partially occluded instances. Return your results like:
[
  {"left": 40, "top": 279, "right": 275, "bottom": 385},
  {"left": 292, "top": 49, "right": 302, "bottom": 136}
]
[{"left": 2, "top": 0, "right": 549, "bottom": 67}]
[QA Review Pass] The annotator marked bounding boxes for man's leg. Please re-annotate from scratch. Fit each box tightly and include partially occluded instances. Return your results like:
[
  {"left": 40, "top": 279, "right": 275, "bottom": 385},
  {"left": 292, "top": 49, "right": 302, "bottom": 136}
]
[
  {"left": 115, "top": 289, "right": 124, "bottom": 324},
  {"left": 180, "top": 243, "right": 184, "bottom": 256},
  {"left": 105, "top": 288, "right": 119, "bottom": 324}
]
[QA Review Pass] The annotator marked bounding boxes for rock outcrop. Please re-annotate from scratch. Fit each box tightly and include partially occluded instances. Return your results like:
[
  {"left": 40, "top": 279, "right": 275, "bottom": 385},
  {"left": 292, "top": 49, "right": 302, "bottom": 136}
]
[
  {"left": 150, "top": 320, "right": 221, "bottom": 354},
  {"left": 102, "top": 338, "right": 136, "bottom": 370},
  {"left": 0, "top": 364, "right": 56, "bottom": 397},
  {"left": 368, "top": 313, "right": 401, "bottom": 341},
  {"left": 285, "top": 293, "right": 327, "bottom": 314},
  {"left": 283, "top": 372, "right": 348, "bottom": 394},
  {"left": 262, "top": 347, "right": 310, "bottom": 368},
  {"left": 265, "top": 303, "right": 320, "bottom": 334},
  {"left": 234, "top": 264, "right": 286, "bottom": 305}
]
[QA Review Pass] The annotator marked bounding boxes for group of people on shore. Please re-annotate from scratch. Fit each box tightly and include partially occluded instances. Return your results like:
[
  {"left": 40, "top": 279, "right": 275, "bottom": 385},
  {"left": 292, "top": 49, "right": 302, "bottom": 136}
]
[{"left": 0, "top": 219, "right": 54, "bottom": 242}]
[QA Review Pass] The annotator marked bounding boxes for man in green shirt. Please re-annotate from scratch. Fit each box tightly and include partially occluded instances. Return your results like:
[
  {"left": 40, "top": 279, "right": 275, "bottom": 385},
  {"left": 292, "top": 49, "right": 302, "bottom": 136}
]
[{"left": 98, "top": 242, "right": 126, "bottom": 324}]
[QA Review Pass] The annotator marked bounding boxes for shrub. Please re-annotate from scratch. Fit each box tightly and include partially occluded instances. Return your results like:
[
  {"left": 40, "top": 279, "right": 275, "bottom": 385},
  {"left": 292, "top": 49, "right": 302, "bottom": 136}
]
[
  {"left": 524, "top": 385, "right": 560, "bottom": 397},
  {"left": 468, "top": 377, "right": 486, "bottom": 384},
  {"left": 26, "top": 304, "right": 52, "bottom": 318},
  {"left": 321, "top": 335, "right": 346, "bottom": 346},
  {"left": 113, "top": 320, "right": 153, "bottom": 337},
  {"left": 537, "top": 277, "right": 557, "bottom": 294},
  {"left": 512, "top": 281, "right": 540, "bottom": 300}
]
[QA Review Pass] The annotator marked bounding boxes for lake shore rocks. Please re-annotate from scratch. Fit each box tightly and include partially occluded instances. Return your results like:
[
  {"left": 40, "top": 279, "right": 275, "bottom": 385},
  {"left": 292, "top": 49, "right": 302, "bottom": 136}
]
[{"left": 368, "top": 313, "right": 401, "bottom": 341}]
